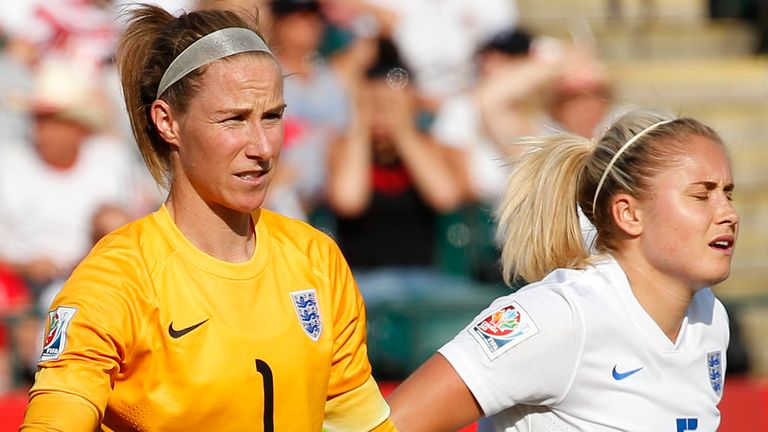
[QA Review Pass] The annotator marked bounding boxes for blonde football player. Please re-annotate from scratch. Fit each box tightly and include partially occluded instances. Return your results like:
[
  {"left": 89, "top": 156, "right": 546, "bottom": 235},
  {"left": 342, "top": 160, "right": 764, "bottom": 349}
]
[{"left": 389, "top": 111, "right": 738, "bottom": 431}]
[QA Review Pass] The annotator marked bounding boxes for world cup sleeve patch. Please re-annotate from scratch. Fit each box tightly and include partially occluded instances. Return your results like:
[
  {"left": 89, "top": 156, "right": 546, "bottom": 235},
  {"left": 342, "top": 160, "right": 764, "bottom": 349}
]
[
  {"left": 468, "top": 301, "right": 539, "bottom": 360},
  {"left": 40, "top": 306, "right": 78, "bottom": 362},
  {"left": 290, "top": 289, "right": 322, "bottom": 341}
]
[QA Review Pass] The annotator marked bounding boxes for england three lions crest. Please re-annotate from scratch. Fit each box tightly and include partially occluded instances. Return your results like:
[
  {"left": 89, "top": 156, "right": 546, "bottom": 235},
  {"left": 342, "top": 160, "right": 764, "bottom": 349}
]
[
  {"left": 290, "top": 289, "right": 322, "bottom": 341},
  {"left": 707, "top": 350, "right": 723, "bottom": 396}
]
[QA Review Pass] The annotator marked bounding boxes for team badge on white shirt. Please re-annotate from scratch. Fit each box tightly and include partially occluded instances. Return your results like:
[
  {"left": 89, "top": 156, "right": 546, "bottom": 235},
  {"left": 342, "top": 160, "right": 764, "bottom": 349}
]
[
  {"left": 707, "top": 350, "right": 723, "bottom": 396},
  {"left": 468, "top": 301, "right": 539, "bottom": 360}
]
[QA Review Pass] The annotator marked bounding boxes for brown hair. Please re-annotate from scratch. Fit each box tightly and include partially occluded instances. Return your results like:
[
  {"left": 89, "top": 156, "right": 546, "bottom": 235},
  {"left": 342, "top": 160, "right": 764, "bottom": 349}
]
[
  {"left": 116, "top": 4, "right": 268, "bottom": 188},
  {"left": 496, "top": 110, "right": 726, "bottom": 284}
]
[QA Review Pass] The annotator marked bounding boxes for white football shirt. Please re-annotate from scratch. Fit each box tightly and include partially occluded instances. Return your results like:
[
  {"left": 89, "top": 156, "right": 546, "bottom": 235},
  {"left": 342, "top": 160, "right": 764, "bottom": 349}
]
[{"left": 439, "top": 257, "right": 729, "bottom": 431}]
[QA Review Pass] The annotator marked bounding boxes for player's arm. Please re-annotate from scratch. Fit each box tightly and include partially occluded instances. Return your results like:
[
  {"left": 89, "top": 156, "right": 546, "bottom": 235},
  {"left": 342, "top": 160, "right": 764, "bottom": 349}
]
[
  {"left": 20, "top": 249, "right": 143, "bottom": 430},
  {"left": 387, "top": 353, "right": 482, "bottom": 432},
  {"left": 19, "top": 306, "right": 116, "bottom": 431},
  {"left": 323, "top": 242, "right": 395, "bottom": 431},
  {"left": 20, "top": 392, "right": 100, "bottom": 431},
  {"left": 388, "top": 289, "right": 584, "bottom": 431}
]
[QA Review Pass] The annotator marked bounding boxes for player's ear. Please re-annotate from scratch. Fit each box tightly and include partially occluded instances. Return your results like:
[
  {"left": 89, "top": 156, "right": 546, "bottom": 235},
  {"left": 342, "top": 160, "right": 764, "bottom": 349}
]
[
  {"left": 611, "top": 193, "right": 643, "bottom": 237},
  {"left": 151, "top": 100, "right": 181, "bottom": 148}
]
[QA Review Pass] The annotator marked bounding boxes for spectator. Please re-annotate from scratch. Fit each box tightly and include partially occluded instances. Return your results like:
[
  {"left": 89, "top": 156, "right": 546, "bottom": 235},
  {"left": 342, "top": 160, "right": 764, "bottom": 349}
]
[
  {"left": 542, "top": 45, "right": 616, "bottom": 139},
  {"left": 326, "top": 38, "right": 465, "bottom": 305},
  {"left": 266, "top": 0, "right": 352, "bottom": 220},
  {"left": 433, "top": 30, "right": 602, "bottom": 206},
  {"left": 430, "top": 29, "right": 577, "bottom": 283},
  {"left": 431, "top": 28, "right": 552, "bottom": 206},
  {"left": 0, "top": 58, "right": 146, "bottom": 295}
]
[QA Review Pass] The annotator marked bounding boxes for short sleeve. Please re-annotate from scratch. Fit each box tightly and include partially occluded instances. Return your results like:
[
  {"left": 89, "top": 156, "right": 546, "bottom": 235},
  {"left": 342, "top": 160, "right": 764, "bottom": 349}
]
[
  {"left": 323, "top": 242, "right": 391, "bottom": 430},
  {"left": 325, "top": 242, "right": 372, "bottom": 396},
  {"left": 27, "top": 248, "right": 150, "bottom": 422},
  {"left": 438, "top": 285, "right": 585, "bottom": 416}
]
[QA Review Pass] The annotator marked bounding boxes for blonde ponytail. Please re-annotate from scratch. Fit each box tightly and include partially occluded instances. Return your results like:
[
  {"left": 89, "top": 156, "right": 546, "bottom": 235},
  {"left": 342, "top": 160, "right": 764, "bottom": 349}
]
[{"left": 496, "top": 134, "right": 593, "bottom": 284}]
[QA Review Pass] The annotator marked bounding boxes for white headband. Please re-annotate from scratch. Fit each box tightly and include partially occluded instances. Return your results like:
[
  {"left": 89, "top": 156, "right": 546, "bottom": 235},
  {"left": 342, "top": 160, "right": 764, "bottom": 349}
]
[
  {"left": 156, "top": 27, "right": 273, "bottom": 99},
  {"left": 591, "top": 119, "right": 675, "bottom": 214}
]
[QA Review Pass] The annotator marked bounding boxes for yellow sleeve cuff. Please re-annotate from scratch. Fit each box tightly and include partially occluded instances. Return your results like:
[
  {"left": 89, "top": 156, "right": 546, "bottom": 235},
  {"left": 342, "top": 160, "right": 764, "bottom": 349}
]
[
  {"left": 20, "top": 392, "right": 100, "bottom": 431},
  {"left": 324, "top": 375, "right": 394, "bottom": 432}
]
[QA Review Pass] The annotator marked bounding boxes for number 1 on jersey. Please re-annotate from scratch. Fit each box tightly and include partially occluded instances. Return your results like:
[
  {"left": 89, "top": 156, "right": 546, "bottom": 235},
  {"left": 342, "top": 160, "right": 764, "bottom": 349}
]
[{"left": 255, "top": 359, "right": 274, "bottom": 432}]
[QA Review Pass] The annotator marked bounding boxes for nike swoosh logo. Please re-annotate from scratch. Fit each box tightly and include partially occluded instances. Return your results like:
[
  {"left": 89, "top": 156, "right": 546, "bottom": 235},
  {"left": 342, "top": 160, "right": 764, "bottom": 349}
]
[
  {"left": 612, "top": 365, "right": 644, "bottom": 380},
  {"left": 168, "top": 319, "right": 209, "bottom": 338}
]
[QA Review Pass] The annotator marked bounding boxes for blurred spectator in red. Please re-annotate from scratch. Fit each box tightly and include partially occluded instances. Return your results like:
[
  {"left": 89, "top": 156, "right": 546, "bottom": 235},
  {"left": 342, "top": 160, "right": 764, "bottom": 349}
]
[
  {"left": 0, "top": 59, "right": 149, "bottom": 295},
  {"left": 326, "top": 38, "right": 465, "bottom": 305}
]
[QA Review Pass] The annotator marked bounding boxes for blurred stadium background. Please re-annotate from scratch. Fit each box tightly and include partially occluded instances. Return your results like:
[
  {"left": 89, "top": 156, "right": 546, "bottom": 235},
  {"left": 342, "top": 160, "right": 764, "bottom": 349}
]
[{"left": 3, "top": 0, "right": 768, "bottom": 430}]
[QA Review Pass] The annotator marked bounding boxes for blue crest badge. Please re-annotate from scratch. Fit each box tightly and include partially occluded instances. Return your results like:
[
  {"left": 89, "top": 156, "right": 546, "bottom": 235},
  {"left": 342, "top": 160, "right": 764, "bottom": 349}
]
[
  {"left": 707, "top": 350, "right": 723, "bottom": 396},
  {"left": 290, "top": 289, "right": 322, "bottom": 341}
]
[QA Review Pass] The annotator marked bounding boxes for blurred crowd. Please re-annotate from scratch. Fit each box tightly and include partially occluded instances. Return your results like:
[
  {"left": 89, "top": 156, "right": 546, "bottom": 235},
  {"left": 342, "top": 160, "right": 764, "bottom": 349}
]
[{"left": 0, "top": 0, "right": 617, "bottom": 393}]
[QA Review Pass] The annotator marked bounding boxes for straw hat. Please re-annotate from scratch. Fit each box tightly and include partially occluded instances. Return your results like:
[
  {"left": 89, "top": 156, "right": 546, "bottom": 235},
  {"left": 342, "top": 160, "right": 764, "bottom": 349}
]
[{"left": 27, "top": 58, "right": 108, "bottom": 132}]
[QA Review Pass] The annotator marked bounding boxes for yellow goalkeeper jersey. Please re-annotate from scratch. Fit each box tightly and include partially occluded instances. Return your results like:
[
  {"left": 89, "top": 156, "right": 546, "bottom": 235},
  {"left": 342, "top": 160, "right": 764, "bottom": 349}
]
[{"left": 22, "top": 206, "right": 394, "bottom": 431}]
